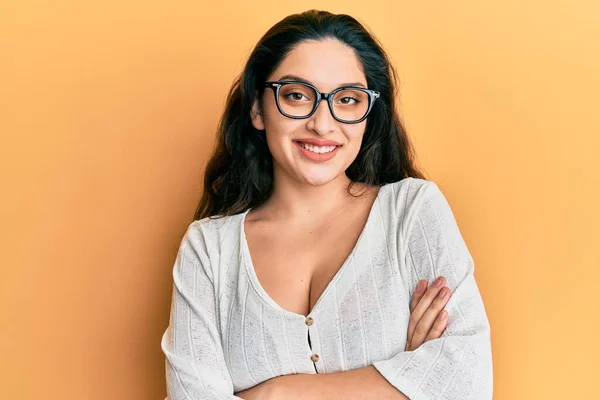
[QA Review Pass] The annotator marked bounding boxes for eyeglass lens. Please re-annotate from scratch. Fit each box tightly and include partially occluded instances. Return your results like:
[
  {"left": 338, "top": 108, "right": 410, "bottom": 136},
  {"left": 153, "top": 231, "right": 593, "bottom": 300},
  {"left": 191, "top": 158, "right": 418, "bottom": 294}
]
[{"left": 278, "top": 83, "right": 370, "bottom": 122}]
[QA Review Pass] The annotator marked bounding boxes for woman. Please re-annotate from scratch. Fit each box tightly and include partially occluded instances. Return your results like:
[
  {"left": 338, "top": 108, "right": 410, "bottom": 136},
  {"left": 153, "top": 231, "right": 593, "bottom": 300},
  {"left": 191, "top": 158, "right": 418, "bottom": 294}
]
[{"left": 161, "top": 9, "right": 493, "bottom": 400}]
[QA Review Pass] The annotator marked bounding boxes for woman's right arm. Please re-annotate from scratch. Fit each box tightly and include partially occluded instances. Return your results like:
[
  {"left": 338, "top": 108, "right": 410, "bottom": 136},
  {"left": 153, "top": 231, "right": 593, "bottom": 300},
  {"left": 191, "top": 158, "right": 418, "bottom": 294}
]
[{"left": 161, "top": 221, "right": 244, "bottom": 400}]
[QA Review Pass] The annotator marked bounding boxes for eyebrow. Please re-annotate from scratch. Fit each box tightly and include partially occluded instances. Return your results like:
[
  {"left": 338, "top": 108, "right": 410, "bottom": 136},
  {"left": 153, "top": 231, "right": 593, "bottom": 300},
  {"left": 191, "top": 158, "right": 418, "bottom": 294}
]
[{"left": 276, "top": 74, "right": 367, "bottom": 89}]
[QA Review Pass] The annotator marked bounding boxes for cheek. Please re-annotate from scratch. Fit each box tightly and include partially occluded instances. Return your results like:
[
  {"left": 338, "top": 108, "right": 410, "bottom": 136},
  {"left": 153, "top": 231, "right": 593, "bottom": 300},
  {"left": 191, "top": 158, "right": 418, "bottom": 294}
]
[
  {"left": 263, "top": 108, "right": 303, "bottom": 145},
  {"left": 263, "top": 117, "right": 301, "bottom": 157},
  {"left": 344, "top": 125, "right": 367, "bottom": 150},
  {"left": 262, "top": 100, "right": 285, "bottom": 132},
  {"left": 262, "top": 95, "right": 284, "bottom": 124}
]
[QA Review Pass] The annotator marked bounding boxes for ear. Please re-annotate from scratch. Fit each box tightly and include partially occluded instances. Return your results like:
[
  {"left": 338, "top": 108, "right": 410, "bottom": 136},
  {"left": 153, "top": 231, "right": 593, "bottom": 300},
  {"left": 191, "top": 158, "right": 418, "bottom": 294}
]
[{"left": 250, "top": 96, "right": 265, "bottom": 131}]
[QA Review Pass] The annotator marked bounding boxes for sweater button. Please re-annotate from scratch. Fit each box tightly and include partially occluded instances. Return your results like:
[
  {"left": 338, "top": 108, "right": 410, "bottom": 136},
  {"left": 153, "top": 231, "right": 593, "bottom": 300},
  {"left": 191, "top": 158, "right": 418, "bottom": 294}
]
[
  {"left": 305, "top": 316, "right": 314, "bottom": 326},
  {"left": 310, "top": 353, "right": 320, "bottom": 362}
]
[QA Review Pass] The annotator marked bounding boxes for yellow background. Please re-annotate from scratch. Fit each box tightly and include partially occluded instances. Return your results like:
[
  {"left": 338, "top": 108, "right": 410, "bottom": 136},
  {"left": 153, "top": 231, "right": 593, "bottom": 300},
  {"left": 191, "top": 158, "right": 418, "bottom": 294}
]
[{"left": 1, "top": 1, "right": 598, "bottom": 399}]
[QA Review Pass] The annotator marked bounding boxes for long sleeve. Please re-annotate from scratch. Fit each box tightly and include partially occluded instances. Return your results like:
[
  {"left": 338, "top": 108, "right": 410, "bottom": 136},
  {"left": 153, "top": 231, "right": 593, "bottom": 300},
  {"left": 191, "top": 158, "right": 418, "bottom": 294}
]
[
  {"left": 373, "top": 180, "right": 493, "bottom": 400},
  {"left": 161, "top": 221, "right": 243, "bottom": 400}
]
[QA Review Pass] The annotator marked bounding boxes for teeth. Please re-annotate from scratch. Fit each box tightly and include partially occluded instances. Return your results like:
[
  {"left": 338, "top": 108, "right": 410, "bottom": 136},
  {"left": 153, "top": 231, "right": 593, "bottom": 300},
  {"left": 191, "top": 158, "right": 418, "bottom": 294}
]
[{"left": 298, "top": 142, "right": 337, "bottom": 153}]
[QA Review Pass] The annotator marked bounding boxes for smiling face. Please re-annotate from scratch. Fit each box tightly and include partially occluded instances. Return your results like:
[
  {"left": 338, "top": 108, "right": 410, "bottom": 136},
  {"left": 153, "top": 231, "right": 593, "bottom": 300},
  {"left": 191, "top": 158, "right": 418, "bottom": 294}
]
[{"left": 251, "top": 38, "right": 369, "bottom": 187}]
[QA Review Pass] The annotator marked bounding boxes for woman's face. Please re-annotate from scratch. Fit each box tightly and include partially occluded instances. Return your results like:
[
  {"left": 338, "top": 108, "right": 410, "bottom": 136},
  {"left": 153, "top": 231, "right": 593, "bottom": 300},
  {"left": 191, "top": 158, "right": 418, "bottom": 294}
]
[{"left": 251, "top": 38, "right": 369, "bottom": 187}]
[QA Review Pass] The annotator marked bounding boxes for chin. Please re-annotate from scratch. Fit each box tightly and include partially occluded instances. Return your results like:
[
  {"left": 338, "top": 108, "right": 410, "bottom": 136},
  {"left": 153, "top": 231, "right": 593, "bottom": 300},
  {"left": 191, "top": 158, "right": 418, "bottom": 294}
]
[
  {"left": 301, "top": 177, "right": 331, "bottom": 186},
  {"left": 297, "top": 170, "right": 342, "bottom": 187}
]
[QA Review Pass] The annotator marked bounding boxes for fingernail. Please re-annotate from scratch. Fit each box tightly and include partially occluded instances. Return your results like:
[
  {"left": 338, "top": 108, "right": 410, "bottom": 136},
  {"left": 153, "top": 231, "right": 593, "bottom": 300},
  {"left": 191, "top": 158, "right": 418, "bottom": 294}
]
[
  {"left": 438, "top": 288, "right": 448, "bottom": 298},
  {"left": 435, "top": 277, "right": 443, "bottom": 287},
  {"left": 418, "top": 280, "right": 426, "bottom": 292},
  {"left": 441, "top": 311, "right": 448, "bottom": 321}
]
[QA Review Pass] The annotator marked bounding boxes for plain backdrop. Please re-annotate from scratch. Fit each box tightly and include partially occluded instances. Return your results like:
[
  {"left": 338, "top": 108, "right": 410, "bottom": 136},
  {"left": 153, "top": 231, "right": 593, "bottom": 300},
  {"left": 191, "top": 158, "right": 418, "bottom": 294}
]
[{"left": 1, "top": 0, "right": 598, "bottom": 399}]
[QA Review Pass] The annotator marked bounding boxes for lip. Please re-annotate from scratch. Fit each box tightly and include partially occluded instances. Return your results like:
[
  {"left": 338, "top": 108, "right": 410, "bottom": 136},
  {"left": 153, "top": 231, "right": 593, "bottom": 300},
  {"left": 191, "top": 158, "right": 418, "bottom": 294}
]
[
  {"left": 293, "top": 140, "right": 341, "bottom": 162},
  {"left": 294, "top": 138, "right": 342, "bottom": 146}
]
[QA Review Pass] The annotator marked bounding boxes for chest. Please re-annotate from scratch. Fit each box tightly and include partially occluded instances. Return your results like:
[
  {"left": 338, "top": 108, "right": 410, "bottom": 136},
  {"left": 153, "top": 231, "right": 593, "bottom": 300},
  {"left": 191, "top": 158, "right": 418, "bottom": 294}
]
[
  {"left": 222, "top": 213, "right": 410, "bottom": 392},
  {"left": 244, "top": 206, "right": 371, "bottom": 316}
]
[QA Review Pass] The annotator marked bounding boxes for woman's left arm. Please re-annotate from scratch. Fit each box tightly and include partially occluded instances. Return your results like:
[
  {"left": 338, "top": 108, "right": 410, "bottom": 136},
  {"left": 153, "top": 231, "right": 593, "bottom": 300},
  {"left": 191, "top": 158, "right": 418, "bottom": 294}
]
[
  {"left": 368, "top": 180, "right": 493, "bottom": 400},
  {"left": 253, "top": 180, "right": 493, "bottom": 400},
  {"left": 373, "top": 179, "right": 493, "bottom": 400}
]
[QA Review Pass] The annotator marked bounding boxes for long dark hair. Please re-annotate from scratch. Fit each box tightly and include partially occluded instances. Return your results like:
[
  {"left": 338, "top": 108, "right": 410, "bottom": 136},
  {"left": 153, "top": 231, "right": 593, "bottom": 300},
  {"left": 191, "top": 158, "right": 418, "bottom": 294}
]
[{"left": 194, "top": 9, "right": 425, "bottom": 220}]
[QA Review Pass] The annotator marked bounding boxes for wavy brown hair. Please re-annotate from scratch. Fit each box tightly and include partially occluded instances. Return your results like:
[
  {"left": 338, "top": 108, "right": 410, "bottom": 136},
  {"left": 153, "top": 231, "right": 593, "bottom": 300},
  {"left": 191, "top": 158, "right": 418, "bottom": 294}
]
[{"left": 194, "top": 10, "right": 426, "bottom": 221}]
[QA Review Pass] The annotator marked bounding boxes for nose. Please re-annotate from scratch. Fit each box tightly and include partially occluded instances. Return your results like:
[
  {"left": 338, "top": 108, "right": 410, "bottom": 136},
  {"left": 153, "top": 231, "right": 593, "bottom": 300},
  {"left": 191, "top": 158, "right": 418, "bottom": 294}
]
[{"left": 307, "top": 98, "right": 335, "bottom": 136}]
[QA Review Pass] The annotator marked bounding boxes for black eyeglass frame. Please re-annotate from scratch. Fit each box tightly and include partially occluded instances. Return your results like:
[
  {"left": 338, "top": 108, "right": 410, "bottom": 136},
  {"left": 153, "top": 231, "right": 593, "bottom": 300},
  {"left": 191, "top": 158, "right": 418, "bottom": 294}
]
[{"left": 264, "top": 80, "right": 380, "bottom": 124}]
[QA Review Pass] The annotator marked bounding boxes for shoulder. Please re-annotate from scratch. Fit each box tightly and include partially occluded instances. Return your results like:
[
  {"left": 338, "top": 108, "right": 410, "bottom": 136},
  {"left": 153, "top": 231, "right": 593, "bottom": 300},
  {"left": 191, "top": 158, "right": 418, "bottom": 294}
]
[
  {"left": 180, "top": 212, "right": 244, "bottom": 259},
  {"left": 382, "top": 177, "right": 452, "bottom": 239},
  {"left": 176, "top": 213, "right": 244, "bottom": 283},
  {"left": 388, "top": 178, "right": 468, "bottom": 253},
  {"left": 384, "top": 177, "right": 441, "bottom": 213},
  {"left": 193, "top": 212, "right": 242, "bottom": 234}
]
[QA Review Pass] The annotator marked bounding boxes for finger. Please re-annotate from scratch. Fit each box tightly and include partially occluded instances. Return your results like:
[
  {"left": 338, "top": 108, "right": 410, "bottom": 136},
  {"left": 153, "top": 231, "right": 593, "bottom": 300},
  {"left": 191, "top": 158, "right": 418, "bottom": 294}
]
[
  {"left": 424, "top": 310, "right": 448, "bottom": 342},
  {"left": 407, "top": 276, "right": 446, "bottom": 343},
  {"left": 411, "top": 287, "right": 451, "bottom": 348},
  {"left": 410, "top": 280, "right": 427, "bottom": 313}
]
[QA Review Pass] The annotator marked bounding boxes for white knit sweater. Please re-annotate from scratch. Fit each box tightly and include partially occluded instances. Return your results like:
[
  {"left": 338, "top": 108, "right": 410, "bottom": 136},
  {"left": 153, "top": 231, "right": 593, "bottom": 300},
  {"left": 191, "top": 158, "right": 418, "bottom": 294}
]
[{"left": 161, "top": 177, "right": 493, "bottom": 399}]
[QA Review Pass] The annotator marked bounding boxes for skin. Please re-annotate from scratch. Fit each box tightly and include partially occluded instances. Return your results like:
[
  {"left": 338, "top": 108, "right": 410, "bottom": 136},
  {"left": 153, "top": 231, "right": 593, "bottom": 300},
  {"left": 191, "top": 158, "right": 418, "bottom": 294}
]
[{"left": 237, "top": 38, "right": 452, "bottom": 400}]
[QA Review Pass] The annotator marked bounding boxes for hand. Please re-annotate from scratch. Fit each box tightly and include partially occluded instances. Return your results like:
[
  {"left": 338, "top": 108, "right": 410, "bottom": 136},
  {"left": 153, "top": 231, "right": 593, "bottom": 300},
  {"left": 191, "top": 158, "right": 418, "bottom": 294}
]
[{"left": 405, "top": 276, "right": 451, "bottom": 351}]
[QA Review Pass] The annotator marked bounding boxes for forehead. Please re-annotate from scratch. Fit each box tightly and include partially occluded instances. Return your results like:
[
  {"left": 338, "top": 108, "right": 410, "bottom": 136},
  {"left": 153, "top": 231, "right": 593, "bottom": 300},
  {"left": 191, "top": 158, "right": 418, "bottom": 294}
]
[{"left": 268, "top": 38, "right": 367, "bottom": 91}]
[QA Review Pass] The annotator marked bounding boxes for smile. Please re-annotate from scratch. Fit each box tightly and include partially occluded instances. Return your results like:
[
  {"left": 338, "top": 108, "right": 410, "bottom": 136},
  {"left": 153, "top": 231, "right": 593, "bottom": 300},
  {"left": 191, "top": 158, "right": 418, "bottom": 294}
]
[
  {"left": 293, "top": 140, "right": 341, "bottom": 162},
  {"left": 296, "top": 141, "right": 338, "bottom": 153}
]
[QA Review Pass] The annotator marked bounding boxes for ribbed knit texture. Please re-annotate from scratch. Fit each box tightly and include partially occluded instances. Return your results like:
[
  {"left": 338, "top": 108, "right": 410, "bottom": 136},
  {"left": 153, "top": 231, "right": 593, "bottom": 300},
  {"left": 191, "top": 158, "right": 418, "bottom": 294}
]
[{"left": 161, "top": 177, "right": 493, "bottom": 399}]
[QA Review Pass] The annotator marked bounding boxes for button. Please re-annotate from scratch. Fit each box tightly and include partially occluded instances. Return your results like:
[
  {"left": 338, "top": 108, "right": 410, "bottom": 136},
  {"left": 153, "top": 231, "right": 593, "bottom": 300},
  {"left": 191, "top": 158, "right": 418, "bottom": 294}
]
[
  {"left": 305, "top": 316, "right": 314, "bottom": 326},
  {"left": 310, "top": 353, "right": 320, "bottom": 362}
]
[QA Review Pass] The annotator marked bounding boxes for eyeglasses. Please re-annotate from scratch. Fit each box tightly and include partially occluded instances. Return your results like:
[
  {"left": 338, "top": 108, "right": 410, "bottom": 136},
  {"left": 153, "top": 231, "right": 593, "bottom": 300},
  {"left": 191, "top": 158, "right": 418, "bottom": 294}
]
[{"left": 264, "top": 80, "right": 380, "bottom": 124}]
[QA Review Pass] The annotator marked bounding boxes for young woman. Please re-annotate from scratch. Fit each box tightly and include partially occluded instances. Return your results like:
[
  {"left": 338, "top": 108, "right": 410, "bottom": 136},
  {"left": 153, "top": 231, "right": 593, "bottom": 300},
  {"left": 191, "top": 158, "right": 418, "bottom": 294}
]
[{"left": 161, "top": 10, "right": 493, "bottom": 400}]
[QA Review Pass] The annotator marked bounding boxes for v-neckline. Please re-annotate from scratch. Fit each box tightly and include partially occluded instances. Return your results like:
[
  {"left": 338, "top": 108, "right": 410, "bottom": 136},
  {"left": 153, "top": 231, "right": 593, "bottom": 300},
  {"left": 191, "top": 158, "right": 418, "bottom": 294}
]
[{"left": 240, "top": 183, "right": 388, "bottom": 321}]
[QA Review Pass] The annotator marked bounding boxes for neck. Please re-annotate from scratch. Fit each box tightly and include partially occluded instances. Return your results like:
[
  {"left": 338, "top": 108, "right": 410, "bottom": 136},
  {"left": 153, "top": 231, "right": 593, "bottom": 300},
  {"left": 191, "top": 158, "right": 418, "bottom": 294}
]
[{"left": 262, "top": 168, "right": 357, "bottom": 222}]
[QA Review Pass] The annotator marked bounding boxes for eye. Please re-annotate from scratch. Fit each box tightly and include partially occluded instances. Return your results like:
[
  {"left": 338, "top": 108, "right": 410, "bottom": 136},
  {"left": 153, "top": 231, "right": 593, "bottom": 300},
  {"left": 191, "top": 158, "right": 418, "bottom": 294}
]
[
  {"left": 338, "top": 96, "right": 358, "bottom": 105},
  {"left": 288, "top": 92, "right": 308, "bottom": 101},
  {"left": 334, "top": 89, "right": 366, "bottom": 106}
]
